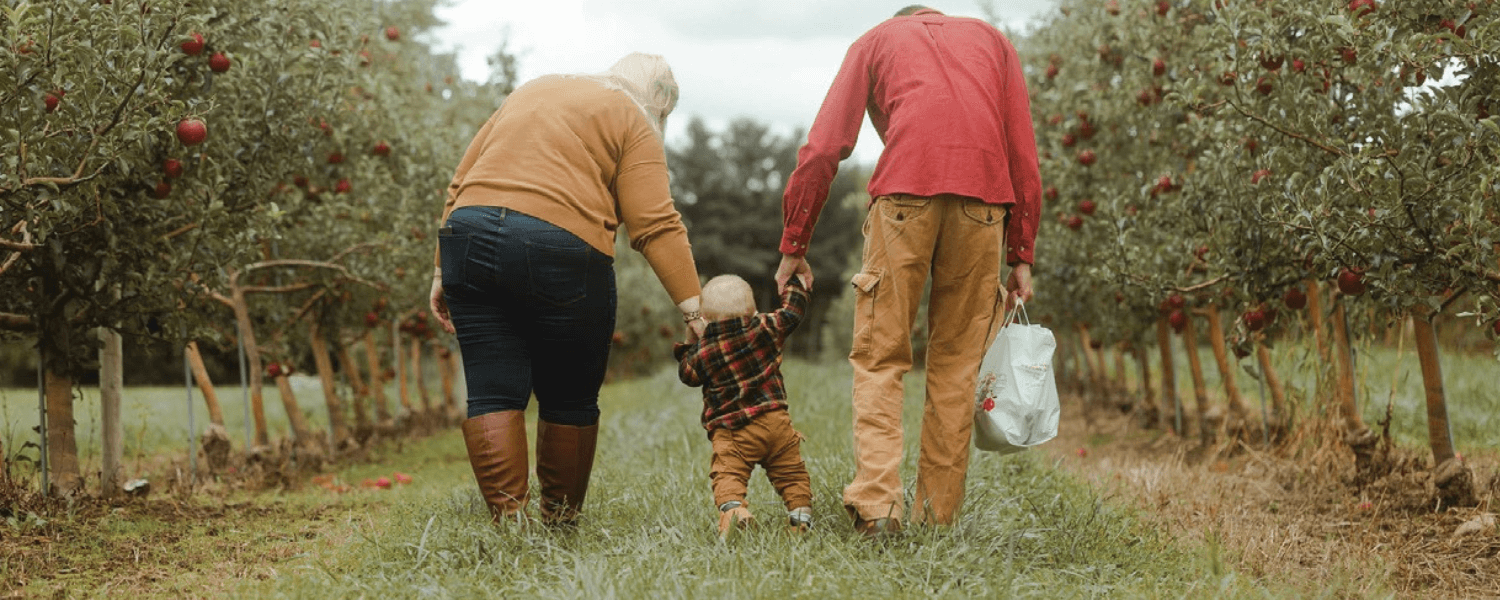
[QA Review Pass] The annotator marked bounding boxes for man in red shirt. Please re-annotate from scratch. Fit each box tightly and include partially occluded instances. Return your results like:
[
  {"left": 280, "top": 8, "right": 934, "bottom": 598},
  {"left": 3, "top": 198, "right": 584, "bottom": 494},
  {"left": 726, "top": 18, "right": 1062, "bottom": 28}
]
[{"left": 774, "top": 5, "right": 1040, "bottom": 535}]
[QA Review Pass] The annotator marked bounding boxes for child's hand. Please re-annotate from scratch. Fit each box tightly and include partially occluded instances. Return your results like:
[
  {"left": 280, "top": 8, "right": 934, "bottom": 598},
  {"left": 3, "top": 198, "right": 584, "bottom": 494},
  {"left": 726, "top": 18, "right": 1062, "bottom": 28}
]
[{"left": 686, "top": 317, "right": 706, "bottom": 342}]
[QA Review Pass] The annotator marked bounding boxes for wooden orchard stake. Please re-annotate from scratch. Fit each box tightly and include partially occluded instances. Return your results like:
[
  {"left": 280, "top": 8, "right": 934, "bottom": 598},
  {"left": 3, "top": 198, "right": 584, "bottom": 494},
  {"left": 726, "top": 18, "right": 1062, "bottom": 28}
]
[
  {"left": 411, "top": 337, "right": 432, "bottom": 413},
  {"left": 99, "top": 325, "right": 124, "bottom": 497},
  {"left": 1180, "top": 310, "right": 1210, "bottom": 440},
  {"left": 364, "top": 330, "right": 391, "bottom": 424}
]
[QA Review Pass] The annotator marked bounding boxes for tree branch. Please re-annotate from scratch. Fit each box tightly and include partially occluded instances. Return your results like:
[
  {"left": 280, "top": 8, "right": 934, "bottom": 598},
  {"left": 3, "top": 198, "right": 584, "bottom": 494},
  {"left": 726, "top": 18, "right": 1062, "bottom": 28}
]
[
  {"left": 1229, "top": 102, "right": 1347, "bottom": 158},
  {"left": 242, "top": 282, "right": 321, "bottom": 295},
  {"left": 0, "top": 312, "right": 34, "bottom": 331},
  {"left": 161, "top": 223, "right": 199, "bottom": 240}
]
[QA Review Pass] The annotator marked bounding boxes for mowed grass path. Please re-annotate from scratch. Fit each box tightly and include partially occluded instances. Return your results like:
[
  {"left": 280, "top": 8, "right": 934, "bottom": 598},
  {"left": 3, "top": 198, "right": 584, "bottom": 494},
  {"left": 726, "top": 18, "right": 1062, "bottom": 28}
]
[{"left": 217, "top": 360, "right": 1287, "bottom": 600}]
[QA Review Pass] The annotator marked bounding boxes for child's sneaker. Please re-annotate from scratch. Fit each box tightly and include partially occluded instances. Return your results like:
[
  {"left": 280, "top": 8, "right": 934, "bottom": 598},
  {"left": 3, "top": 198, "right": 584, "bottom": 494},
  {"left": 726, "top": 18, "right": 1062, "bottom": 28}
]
[
  {"left": 717, "top": 501, "right": 754, "bottom": 537},
  {"left": 787, "top": 507, "right": 812, "bottom": 533}
]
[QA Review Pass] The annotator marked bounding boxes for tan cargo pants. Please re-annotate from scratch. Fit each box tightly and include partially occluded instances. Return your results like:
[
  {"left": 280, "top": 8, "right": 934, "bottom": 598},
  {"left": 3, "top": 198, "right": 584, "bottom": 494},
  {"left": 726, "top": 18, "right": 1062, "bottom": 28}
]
[{"left": 842, "top": 194, "right": 1007, "bottom": 526}]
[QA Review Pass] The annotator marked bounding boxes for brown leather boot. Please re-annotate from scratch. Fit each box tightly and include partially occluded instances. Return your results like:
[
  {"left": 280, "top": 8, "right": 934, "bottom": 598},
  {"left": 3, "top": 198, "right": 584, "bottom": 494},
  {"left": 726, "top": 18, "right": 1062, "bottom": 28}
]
[
  {"left": 535, "top": 420, "right": 598, "bottom": 524},
  {"left": 461, "top": 410, "right": 529, "bottom": 522}
]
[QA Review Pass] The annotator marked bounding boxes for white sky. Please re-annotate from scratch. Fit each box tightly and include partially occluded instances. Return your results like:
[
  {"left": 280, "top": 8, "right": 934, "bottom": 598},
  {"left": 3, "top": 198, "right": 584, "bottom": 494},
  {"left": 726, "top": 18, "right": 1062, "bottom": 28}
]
[{"left": 431, "top": 0, "right": 1057, "bottom": 164}]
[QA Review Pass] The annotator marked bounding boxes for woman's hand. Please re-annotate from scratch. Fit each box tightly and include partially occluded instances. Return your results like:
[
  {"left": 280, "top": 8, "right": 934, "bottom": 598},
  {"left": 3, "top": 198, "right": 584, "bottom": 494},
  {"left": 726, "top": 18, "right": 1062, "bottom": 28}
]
[{"left": 430, "top": 274, "right": 456, "bottom": 334}]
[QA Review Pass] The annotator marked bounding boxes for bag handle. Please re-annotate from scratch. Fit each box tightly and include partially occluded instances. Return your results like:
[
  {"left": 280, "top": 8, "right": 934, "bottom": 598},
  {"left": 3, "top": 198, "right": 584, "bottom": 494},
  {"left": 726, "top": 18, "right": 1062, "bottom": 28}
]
[{"left": 1001, "top": 297, "right": 1031, "bottom": 328}]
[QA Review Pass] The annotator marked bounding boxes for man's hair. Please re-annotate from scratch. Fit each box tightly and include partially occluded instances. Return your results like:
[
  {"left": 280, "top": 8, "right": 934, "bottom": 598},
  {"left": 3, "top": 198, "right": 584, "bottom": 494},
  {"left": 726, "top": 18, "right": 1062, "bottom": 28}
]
[
  {"left": 701, "top": 275, "right": 757, "bottom": 321},
  {"left": 895, "top": 5, "right": 936, "bottom": 17}
]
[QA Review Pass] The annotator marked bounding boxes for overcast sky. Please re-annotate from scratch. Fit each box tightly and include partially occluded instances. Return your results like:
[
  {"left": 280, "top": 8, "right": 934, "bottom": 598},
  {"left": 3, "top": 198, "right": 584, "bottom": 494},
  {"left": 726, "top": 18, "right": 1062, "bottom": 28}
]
[{"left": 431, "top": 0, "right": 1058, "bottom": 164}]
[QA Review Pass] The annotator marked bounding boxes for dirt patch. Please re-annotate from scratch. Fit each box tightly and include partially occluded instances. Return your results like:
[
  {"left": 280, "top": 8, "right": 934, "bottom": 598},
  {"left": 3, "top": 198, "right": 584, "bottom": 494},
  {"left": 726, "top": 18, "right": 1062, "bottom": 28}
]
[{"left": 1044, "top": 388, "right": 1500, "bottom": 599}]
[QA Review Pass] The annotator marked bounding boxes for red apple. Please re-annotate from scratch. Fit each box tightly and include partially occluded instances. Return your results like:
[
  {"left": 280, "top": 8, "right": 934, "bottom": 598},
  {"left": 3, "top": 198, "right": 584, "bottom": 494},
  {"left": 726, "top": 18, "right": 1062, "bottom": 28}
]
[
  {"left": 176, "top": 118, "right": 207, "bottom": 145},
  {"left": 1078, "top": 200, "right": 1097, "bottom": 216},
  {"left": 1219, "top": 71, "right": 1237, "bottom": 86},
  {"left": 181, "top": 32, "right": 205, "bottom": 55},
  {"left": 385, "top": 26, "right": 400, "bottom": 41},
  {"left": 1156, "top": 175, "right": 1173, "bottom": 191},
  {"left": 1105, "top": 0, "right": 1120, "bottom": 15},
  {"left": 267, "top": 363, "right": 283, "bottom": 378},
  {"left": 335, "top": 179, "right": 351, "bottom": 194},
  {"left": 1044, "top": 186, "right": 1058, "bottom": 201},
  {"left": 309, "top": 39, "right": 321, "bottom": 49},
  {"left": 1061, "top": 133, "right": 1077, "bottom": 147},
  {"left": 1046, "top": 64, "right": 1059, "bottom": 79},
  {"left": 208, "top": 52, "right": 231, "bottom": 73},
  {"left": 359, "top": 49, "right": 372, "bottom": 66},
  {"left": 1066, "top": 215, "right": 1084, "bottom": 230},
  {"left": 1251, "top": 169, "right": 1271, "bottom": 184},
  {"left": 1284, "top": 288, "right": 1307, "bottom": 310},
  {"left": 1244, "top": 138, "right": 1259, "bottom": 153},
  {"left": 1337, "top": 268, "right": 1365, "bottom": 296},
  {"left": 1152, "top": 58, "right": 1166, "bottom": 77},
  {"left": 163, "top": 158, "right": 184, "bottom": 179},
  {"left": 373, "top": 141, "right": 391, "bottom": 156},
  {"left": 1347, "top": 0, "right": 1376, "bottom": 18},
  {"left": 364, "top": 311, "right": 380, "bottom": 328},
  {"left": 1340, "top": 47, "right": 1357, "bottom": 65},
  {"left": 1156, "top": 0, "right": 1169, "bottom": 16},
  {"left": 293, "top": 175, "right": 309, "bottom": 188},
  {"left": 1168, "top": 309, "right": 1187, "bottom": 332},
  {"left": 1077, "top": 149, "right": 1097, "bottom": 166},
  {"left": 1167, "top": 294, "right": 1186, "bottom": 310},
  {"left": 1137, "top": 89, "right": 1154, "bottom": 106},
  {"left": 151, "top": 180, "right": 171, "bottom": 199},
  {"left": 1492, "top": 320, "right": 1500, "bottom": 337},
  {"left": 1260, "top": 55, "right": 1283, "bottom": 71},
  {"left": 327, "top": 152, "right": 344, "bottom": 164},
  {"left": 375, "top": 476, "right": 392, "bottom": 489},
  {"left": 44, "top": 92, "right": 61, "bottom": 113},
  {"left": 1244, "top": 310, "right": 1267, "bottom": 331},
  {"left": 611, "top": 331, "right": 626, "bottom": 345},
  {"left": 1255, "top": 76, "right": 1273, "bottom": 95},
  {"left": 1078, "top": 120, "right": 1096, "bottom": 139}
]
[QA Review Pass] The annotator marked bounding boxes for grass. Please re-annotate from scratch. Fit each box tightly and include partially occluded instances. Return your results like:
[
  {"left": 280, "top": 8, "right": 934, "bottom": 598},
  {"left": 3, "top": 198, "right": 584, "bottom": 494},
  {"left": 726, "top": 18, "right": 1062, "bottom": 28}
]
[
  {"left": 7, "top": 358, "right": 1407, "bottom": 598},
  {"left": 220, "top": 361, "right": 1285, "bottom": 599}
]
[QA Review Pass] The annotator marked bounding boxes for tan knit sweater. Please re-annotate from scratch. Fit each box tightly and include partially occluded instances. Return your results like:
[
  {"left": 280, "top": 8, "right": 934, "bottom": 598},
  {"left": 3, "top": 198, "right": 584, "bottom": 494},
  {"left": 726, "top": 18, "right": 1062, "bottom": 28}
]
[{"left": 438, "top": 75, "right": 700, "bottom": 303}]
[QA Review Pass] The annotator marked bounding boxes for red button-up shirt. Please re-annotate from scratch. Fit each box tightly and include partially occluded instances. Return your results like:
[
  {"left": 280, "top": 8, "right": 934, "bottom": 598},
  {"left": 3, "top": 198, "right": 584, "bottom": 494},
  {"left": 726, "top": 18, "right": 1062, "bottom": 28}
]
[{"left": 780, "top": 10, "right": 1042, "bottom": 265}]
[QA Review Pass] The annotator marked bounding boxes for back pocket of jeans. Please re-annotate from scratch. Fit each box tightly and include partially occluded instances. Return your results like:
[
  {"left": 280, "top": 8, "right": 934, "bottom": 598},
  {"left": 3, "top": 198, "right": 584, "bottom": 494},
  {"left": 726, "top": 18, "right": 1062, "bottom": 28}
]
[
  {"left": 525, "top": 240, "right": 590, "bottom": 306},
  {"left": 438, "top": 228, "right": 469, "bottom": 288}
]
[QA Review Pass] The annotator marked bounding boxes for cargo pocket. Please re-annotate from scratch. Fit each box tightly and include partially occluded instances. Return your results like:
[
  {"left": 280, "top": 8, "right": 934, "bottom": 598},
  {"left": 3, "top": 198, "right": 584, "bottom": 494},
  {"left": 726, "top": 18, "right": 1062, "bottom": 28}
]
[
  {"left": 961, "top": 201, "right": 1004, "bottom": 227},
  {"left": 849, "top": 269, "right": 882, "bottom": 357},
  {"left": 877, "top": 195, "right": 930, "bottom": 224},
  {"left": 438, "top": 227, "right": 469, "bottom": 288}
]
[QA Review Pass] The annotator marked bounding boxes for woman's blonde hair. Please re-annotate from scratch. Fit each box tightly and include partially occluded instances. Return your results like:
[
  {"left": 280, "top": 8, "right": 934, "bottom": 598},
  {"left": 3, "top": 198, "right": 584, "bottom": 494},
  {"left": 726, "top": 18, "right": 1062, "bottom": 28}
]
[
  {"left": 605, "top": 52, "right": 679, "bottom": 137},
  {"left": 701, "top": 275, "right": 757, "bottom": 321}
]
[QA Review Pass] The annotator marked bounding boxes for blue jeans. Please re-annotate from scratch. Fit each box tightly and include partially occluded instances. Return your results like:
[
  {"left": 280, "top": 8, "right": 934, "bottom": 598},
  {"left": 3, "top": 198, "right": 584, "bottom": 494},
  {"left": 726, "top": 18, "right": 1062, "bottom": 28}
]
[{"left": 440, "top": 206, "right": 616, "bottom": 426}]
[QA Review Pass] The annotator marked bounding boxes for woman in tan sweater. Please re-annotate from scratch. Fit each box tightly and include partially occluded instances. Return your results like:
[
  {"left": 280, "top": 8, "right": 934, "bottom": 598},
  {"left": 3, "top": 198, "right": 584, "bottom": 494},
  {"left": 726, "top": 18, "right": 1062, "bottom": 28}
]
[{"left": 429, "top": 53, "right": 705, "bottom": 525}]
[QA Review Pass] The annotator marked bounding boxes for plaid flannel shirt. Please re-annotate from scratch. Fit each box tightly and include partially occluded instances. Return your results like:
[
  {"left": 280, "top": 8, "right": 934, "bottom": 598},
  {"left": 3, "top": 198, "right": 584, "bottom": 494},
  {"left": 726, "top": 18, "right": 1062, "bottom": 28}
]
[{"left": 673, "top": 280, "right": 810, "bottom": 436}]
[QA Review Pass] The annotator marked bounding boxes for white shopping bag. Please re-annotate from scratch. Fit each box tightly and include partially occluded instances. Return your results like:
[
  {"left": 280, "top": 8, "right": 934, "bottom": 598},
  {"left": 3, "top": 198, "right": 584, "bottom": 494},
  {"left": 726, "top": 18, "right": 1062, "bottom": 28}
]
[{"left": 973, "top": 300, "right": 1060, "bottom": 454}]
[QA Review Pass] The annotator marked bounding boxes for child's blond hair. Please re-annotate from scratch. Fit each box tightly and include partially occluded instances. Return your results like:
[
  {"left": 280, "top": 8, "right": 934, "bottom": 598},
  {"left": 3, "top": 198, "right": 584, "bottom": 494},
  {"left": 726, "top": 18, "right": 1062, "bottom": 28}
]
[{"left": 701, "top": 275, "right": 757, "bottom": 321}]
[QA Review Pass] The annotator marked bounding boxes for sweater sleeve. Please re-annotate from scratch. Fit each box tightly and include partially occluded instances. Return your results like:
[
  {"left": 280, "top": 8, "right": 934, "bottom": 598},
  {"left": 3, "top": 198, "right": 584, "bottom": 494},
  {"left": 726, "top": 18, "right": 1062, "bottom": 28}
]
[
  {"left": 779, "top": 39, "right": 872, "bottom": 257},
  {"left": 998, "top": 35, "right": 1042, "bottom": 266},
  {"left": 435, "top": 109, "right": 501, "bottom": 269},
  {"left": 615, "top": 119, "right": 702, "bottom": 304}
]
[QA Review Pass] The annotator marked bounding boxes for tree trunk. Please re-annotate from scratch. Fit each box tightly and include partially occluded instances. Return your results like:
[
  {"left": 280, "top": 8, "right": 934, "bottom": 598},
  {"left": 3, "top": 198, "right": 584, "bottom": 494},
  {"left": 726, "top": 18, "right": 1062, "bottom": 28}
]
[
  {"left": 396, "top": 332, "right": 413, "bottom": 414},
  {"left": 309, "top": 320, "right": 350, "bottom": 447},
  {"left": 1203, "top": 304, "right": 1249, "bottom": 423},
  {"left": 185, "top": 341, "right": 226, "bottom": 427},
  {"left": 1180, "top": 311, "right": 1211, "bottom": 441},
  {"left": 1306, "top": 278, "right": 1329, "bottom": 363},
  {"left": 1157, "top": 318, "right": 1180, "bottom": 434},
  {"left": 411, "top": 337, "right": 431, "bottom": 413},
  {"left": 99, "top": 326, "right": 124, "bottom": 497},
  {"left": 1076, "top": 323, "right": 1105, "bottom": 392},
  {"left": 1134, "top": 343, "right": 1159, "bottom": 428},
  {"left": 230, "top": 284, "right": 270, "bottom": 448},
  {"left": 1255, "top": 339, "right": 1288, "bottom": 426},
  {"left": 1411, "top": 313, "right": 1456, "bottom": 465},
  {"left": 364, "top": 330, "right": 391, "bottom": 424},
  {"left": 1330, "top": 300, "right": 1367, "bottom": 435},
  {"left": 340, "top": 341, "right": 371, "bottom": 430},
  {"left": 440, "top": 344, "right": 460, "bottom": 417},
  {"left": 272, "top": 372, "right": 315, "bottom": 446},
  {"left": 1113, "top": 344, "right": 1129, "bottom": 391},
  {"left": 43, "top": 367, "right": 82, "bottom": 495}
]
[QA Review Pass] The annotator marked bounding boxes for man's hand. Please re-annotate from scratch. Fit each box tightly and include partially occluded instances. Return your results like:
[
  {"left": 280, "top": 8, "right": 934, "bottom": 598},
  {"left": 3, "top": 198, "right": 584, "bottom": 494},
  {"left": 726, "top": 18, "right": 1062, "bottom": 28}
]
[
  {"left": 1005, "top": 263, "right": 1033, "bottom": 312},
  {"left": 775, "top": 254, "right": 813, "bottom": 295}
]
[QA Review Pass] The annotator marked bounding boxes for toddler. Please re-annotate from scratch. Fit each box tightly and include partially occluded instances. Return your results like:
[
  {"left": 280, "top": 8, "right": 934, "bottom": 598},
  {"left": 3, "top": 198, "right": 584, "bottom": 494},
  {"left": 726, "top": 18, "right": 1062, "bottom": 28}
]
[{"left": 673, "top": 274, "right": 812, "bottom": 535}]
